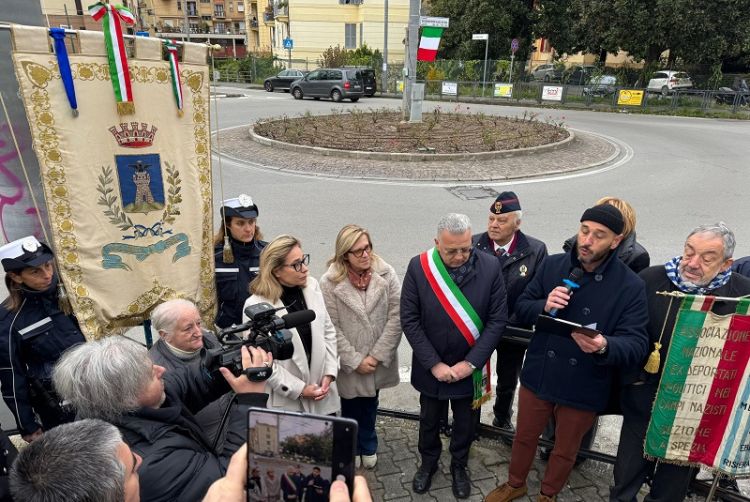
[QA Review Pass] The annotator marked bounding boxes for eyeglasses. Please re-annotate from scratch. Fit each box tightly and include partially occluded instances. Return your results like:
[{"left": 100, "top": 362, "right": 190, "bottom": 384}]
[
  {"left": 347, "top": 244, "right": 372, "bottom": 258},
  {"left": 443, "top": 247, "right": 472, "bottom": 257},
  {"left": 282, "top": 254, "right": 310, "bottom": 272}
]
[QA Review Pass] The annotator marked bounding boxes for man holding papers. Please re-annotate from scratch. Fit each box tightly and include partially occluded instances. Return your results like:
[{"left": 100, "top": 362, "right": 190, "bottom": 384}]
[{"left": 486, "top": 204, "right": 649, "bottom": 502}]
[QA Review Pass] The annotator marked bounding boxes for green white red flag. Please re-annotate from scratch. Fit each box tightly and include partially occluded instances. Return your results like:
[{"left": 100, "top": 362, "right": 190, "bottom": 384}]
[
  {"left": 165, "top": 40, "right": 184, "bottom": 116},
  {"left": 89, "top": 2, "right": 136, "bottom": 114},
  {"left": 417, "top": 27, "right": 443, "bottom": 62},
  {"left": 645, "top": 295, "right": 750, "bottom": 475}
]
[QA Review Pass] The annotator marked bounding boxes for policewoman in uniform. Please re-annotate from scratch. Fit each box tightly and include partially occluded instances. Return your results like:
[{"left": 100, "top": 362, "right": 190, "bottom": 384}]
[
  {"left": 213, "top": 194, "right": 268, "bottom": 328},
  {"left": 0, "top": 236, "right": 84, "bottom": 442}
]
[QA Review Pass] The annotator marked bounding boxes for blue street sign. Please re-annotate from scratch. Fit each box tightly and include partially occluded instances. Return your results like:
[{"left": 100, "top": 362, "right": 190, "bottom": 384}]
[{"left": 283, "top": 38, "right": 293, "bottom": 50}]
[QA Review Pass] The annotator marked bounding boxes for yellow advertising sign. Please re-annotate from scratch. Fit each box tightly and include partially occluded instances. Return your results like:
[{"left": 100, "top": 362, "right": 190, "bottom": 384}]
[
  {"left": 494, "top": 83, "right": 513, "bottom": 98},
  {"left": 617, "top": 89, "right": 644, "bottom": 106},
  {"left": 397, "top": 80, "right": 404, "bottom": 92}
]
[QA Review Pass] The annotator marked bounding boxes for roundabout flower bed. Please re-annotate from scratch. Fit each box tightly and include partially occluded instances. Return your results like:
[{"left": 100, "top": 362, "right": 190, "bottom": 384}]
[{"left": 252, "top": 108, "right": 569, "bottom": 155}]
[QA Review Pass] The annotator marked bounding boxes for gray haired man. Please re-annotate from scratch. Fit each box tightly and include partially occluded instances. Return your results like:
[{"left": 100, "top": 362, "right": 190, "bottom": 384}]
[
  {"left": 10, "top": 419, "right": 141, "bottom": 502},
  {"left": 401, "top": 213, "right": 507, "bottom": 498},
  {"left": 611, "top": 222, "right": 750, "bottom": 502}
]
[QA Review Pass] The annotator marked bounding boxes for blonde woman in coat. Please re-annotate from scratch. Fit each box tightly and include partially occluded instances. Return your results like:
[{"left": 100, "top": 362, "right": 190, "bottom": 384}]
[
  {"left": 244, "top": 235, "right": 340, "bottom": 416},
  {"left": 319, "top": 225, "right": 402, "bottom": 469}
]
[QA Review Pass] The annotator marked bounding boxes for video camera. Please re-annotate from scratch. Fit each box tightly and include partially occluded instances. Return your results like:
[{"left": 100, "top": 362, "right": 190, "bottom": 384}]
[{"left": 203, "top": 302, "right": 315, "bottom": 381}]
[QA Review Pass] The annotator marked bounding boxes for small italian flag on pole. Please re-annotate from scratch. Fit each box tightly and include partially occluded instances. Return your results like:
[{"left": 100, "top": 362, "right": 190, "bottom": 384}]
[{"left": 417, "top": 26, "right": 443, "bottom": 62}]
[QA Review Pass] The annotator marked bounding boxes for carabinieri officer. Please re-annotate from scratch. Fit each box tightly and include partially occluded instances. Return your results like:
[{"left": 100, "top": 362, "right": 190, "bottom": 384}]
[
  {"left": 214, "top": 194, "right": 268, "bottom": 328},
  {"left": 0, "top": 236, "right": 84, "bottom": 442}
]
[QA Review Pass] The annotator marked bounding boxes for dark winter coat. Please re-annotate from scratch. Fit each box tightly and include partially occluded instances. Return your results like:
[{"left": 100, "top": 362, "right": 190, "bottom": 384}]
[
  {"left": 401, "top": 250, "right": 508, "bottom": 400},
  {"left": 472, "top": 230, "right": 548, "bottom": 331},
  {"left": 115, "top": 365, "right": 267, "bottom": 502},
  {"left": 214, "top": 237, "right": 268, "bottom": 328},
  {"left": 563, "top": 231, "right": 650, "bottom": 273},
  {"left": 515, "top": 248, "right": 649, "bottom": 412},
  {"left": 148, "top": 330, "right": 222, "bottom": 394},
  {"left": 0, "top": 429, "right": 16, "bottom": 502},
  {"left": 621, "top": 266, "right": 750, "bottom": 386},
  {"left": 733, "top": 256, "right": 750, "bottom": 278},
  {"left": 0, "top": 277, "right": 85, "bottom": 434}
]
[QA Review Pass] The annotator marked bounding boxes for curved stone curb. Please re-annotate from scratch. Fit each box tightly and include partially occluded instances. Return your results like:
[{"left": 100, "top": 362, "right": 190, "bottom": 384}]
[{"left": 249, "top": 124, "right": 575, "bottom": 162}]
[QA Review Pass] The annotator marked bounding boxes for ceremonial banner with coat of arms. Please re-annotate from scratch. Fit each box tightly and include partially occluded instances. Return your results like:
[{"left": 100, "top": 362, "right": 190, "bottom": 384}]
[
  {"left": 645, "top": 295, "right": 750, "bottom": 476},
  {"left": 10, "top": 25, "right": 214, "bottom": 338}
]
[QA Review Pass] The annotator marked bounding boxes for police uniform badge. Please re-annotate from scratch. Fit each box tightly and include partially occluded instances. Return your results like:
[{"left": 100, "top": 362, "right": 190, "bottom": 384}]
[
  {"left": 494, "top": 201, "right": 503, "bottom": 213},
  {"left": 238, "top": 194, "right": 254, "bottom": 208},
  {"left": 519, "top": 264, "right": 528, "bottom": 277},
  {"left": 22, "top": 238, "right": 40, "bottom": 253}
]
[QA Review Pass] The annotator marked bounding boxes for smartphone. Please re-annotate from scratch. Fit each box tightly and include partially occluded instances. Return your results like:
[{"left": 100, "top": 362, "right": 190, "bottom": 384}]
[{"left": 247, "top": 407, "right": 358, "bottom": 500}]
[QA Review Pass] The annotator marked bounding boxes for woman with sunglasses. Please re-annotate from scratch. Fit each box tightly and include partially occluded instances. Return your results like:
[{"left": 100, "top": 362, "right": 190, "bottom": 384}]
[
  {"left": 320, "top": 225, "right": 402, "bottom": 469},
  {"left": 243, "top": 235, "right": 340, "bottom": 415}
]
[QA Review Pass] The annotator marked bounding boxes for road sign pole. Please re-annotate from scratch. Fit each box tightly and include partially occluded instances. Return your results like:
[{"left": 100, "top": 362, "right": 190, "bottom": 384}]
[
  {"left": 403, "top": 0, "right": 420, "bottom": 121},
  {"left": 482, "top": 38, "right": 489, "bottom": 97},
  {"left": 509, "top": 54, "right": 514, "bottom": 85}
]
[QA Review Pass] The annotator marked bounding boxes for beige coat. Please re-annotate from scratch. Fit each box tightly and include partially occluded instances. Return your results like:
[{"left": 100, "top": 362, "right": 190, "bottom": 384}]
[
  {"left": 319, "top": 260, "right": 402, "bottom": 399},
  {"left": 243, "top": 277, "right": 340, "bottom": 416}
]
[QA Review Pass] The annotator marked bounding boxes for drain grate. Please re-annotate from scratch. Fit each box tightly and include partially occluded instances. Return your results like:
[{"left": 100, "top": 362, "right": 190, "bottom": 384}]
[{"left": 446, "top": 186, "right": 500, "bottom": 201}]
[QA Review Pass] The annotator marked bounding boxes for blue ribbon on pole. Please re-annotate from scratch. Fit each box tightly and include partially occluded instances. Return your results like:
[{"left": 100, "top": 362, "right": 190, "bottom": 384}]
[{"left": 49, "top": 28, "right": 79, "bottom": 117}]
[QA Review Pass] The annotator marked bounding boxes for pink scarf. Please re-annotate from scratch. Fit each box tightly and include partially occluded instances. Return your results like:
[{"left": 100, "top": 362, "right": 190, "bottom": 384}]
[{"left": 347, "top": 266, "right": 372, "bottom": 291}]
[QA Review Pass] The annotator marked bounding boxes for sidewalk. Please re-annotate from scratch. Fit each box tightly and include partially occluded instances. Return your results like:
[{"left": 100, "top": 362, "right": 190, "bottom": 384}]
[{"left": 361, "top": 415, "right": 614, "bottom": 501}]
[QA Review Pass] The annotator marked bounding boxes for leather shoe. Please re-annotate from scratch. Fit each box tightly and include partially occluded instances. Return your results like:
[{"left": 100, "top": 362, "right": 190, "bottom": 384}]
[
  {"left": 485, "top": 482, "right": 528, "bottom": 502},
  {"left": 451, "top": 465, "right": 471, "bottom": 499},
  {"left": 412, "top": 465, "right": 437, "bottom": 494},
  {"left": 492, "top": 417, "right": 515, "bottom": 446}
]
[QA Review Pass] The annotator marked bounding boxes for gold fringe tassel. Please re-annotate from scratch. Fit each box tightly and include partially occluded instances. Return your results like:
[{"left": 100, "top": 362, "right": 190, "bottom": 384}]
[
  {"left": 222, "top": 235, "right": 234, "bottom": 263},
  {"left": 644, "top": 342, "right": 662, "bottom": 374},
  {"left": 57, "top": 282, "right": 73, "bottom": 316},
  {"left": 117, "top": 101, "right": 135, "bottom": 115}
]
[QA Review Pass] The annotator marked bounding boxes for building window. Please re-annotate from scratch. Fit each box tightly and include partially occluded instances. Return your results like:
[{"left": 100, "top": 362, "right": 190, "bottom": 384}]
[
  {"left": 187, "top": 1, "right": 197, "bottom": 16},
  {"left": 229, "top": 2, "right": 233, "bottom": 13},
  {"left": 214, "top": 21, "right": 225, "bottom": 33},
  {"left": 177, "top": 1, "right": 181, "bottom": 10},
  {"left": 345, "top": 23, "right": 356, "bottom": 49},
  {"left": 200, "top": 0, "right": 210, "bottom": 3},
  {"left": 237, "top": 1, "right": 244, "bottom": 12},
  {"left": 202, "top": 15, "right": 211, "bottom": 20},
  {"left": 359, "top": 22, "right": 363, "bottom": 46},
  {"left": 215, "top": 4, "right": 225, "bottom": 17}
]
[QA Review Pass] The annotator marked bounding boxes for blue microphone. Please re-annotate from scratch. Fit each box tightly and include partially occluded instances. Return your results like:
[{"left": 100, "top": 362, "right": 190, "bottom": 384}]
[{"left": 549, "top": 267, "right": 583, "bottom": 316}]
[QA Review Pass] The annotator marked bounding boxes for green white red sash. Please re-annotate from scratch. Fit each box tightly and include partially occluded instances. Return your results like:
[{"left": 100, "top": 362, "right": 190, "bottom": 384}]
[
  {"left": 89, "top": 2, "right": 136, "bottom": 114},
  {"left": 165, "top": 40, "right": 184, "bottom": 116},
  {"left": 420, "top": 247, "right": 492, "bottom": 408},
  {"left": 645, "top": 294, "right": 750, "bottom": 475}
]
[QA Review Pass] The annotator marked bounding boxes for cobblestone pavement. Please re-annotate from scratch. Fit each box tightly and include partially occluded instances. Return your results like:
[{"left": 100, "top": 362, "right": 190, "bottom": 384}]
[
  {"left": 361, "top": 416, "right": 616, "bottom": 502},
  {"left": 216, "top": 126, "right": 621, "bottom": 182}
]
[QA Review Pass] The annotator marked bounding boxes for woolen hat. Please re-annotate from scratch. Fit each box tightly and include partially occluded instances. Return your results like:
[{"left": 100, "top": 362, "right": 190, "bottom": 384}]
[{"left": 580, "top": 204, "right": 624, "bottom": 235}]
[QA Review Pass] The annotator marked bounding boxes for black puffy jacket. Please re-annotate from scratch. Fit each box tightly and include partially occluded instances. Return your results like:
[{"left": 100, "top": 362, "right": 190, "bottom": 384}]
[{"left": 214, "top": 238, "right": 267, "bottom": 328}]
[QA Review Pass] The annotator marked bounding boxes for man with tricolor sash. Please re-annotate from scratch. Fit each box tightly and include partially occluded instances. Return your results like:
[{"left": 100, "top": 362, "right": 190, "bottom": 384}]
[
  {"left": 401, "top": 213, "right": 507, "bottom": 499},
  {"left": 611, "top": 222, "right": 750, "bottom": 502},
  {"left": 487, "top": 204, "right": 649, "bottom": 502}
]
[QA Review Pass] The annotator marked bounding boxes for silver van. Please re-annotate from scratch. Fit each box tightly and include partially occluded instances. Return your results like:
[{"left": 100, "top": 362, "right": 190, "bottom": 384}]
[{"left": 290, "top": 68, "right": 364, "bottom": 102}]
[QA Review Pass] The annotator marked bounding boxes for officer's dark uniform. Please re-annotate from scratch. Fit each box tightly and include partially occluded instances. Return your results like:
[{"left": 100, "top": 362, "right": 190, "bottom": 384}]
[
  {"left": 0, "top": 238, "right": 84, "bottom": 436},
  {"left": 214, "top": 196, "right": 268, "bottom": 329}
]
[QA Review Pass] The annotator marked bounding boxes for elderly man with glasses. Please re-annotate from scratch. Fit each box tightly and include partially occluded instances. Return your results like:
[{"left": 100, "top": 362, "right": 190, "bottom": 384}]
[{"left": 401, "top": 213, "right": 508, "bottom": 499}]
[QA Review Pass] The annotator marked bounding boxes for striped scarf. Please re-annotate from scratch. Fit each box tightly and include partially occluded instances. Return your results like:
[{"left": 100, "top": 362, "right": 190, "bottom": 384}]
[{"left": 664, "top": 255, "right": 731, "bottom": 294}]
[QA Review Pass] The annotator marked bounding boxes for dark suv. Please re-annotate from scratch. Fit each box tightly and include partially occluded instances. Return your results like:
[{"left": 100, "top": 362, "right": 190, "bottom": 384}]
[{"left": 290, "top": 68, "right": 364, "bottom": 102}]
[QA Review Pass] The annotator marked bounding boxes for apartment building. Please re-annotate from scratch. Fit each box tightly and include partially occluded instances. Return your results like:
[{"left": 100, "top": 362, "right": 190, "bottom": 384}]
[{"left": 246, "top": 0, "right": 409, "bottom": 66}]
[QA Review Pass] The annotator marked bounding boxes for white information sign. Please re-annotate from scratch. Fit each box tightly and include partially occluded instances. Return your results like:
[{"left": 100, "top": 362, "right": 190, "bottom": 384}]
[
  {"left": 541, "top": 85, "right": 564, "bottom": 102},
  {"left": 419, "top": 16, "right": 450, "bottom": 28},
  {"left": 472, "top": 33, "right": 489, "bottom": 40},
  {"left": 442, "top": 81, "right": 458, "bottom": 96}
]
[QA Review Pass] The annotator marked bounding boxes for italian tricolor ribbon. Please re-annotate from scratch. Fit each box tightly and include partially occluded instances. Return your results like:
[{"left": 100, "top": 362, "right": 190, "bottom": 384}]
[
  {"left": 417, "top": 26, "right": 443, "bottom": 62},
  {"left": 645, "top": 294, "right": 750, "bottom": 475},
  {"left": 165, "top": 40, "right": 184, "bottom": 116},
  {"left": 89, "top": 2, "right": 136, "bottom": 115},
  {"left": 420, "top": 247, "right": 491, "bottom": 409}
]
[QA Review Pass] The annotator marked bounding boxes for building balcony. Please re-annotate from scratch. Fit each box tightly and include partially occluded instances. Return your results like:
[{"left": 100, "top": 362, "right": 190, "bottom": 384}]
[
  {"left": 250, "top": 19, "right": 259, "bottom": 28},
  {"left": 263, "top": 11, "right": 274, "bottom": 23},
  {"left": 274, "top": 5, "right": 288, "bottom": 20}
]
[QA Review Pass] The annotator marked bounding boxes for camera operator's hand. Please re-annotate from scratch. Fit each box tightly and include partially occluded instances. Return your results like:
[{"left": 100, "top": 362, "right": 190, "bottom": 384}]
[
  {"left": 202, "top": 444, "right": 247, "bottom": 502},
  {"left": 219, "top": 346, "right": 273, "bottom": 394},
  {"left": 329, "top": 475, "right": 372, "bottom": 502}
]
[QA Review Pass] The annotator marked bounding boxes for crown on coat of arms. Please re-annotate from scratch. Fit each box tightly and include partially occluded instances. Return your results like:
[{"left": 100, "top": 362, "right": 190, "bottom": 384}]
[{"left": 108, "top": 122, "right": 157, "bottom": 148}]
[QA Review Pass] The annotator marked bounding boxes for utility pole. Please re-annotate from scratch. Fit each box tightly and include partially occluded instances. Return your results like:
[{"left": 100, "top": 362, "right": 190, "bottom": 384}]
[
  {"left": 383, "top": 0, "right": 388, "bottom": 95},
  {"left": 402, "top": 0, "right": 419, "bottom": 121}
]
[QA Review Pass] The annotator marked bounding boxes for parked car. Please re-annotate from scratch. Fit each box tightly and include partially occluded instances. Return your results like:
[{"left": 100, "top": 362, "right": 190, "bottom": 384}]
[
  {"left": 264, "top": 69, "right": 307, "bottom": 92},
  {"left": 583, "top": 75, "right": 618, "bottom": 96},
  {"left": 565, "top": 65, "right": 597, "bottom": 85},
  {"left": 344, "top": 66, "right": 377, "bottom": 96},
  {"left": 532, "top": 63, "right": 563, "bottom": 82},
  {"left": 647, "top": 70, "right": 693, "bottom": 95},
  {"left": 290, "top": 68, "right": 364, "bottom": 102}
]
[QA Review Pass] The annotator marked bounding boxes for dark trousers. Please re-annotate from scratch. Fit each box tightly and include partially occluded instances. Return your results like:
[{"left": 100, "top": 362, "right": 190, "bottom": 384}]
[
  {"left": 418, "top": 394, "right": 476, "bottom": 469},
  {"left": 509, "top": 386, "right": 596, "bottom": 496},
  {"left": 341, "top": 393, "right": 379, "bottom": 456},
  {"left": 492, "top": 339, "right": 527, "bottom": 424},
  {"left": 610, "top": 383, "right": 693, "bottom": 502}
]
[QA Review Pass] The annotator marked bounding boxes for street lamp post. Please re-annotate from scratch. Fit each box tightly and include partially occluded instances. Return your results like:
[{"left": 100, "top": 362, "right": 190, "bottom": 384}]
[
  {"left": 472, "top": 33, "right": 489, "bottom": 96},
  {"left": 383, "top": 0, "right": 388, "bottom": 95}
]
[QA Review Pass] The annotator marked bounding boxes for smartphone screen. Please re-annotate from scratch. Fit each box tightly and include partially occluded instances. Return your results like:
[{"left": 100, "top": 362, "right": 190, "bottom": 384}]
[{"left": 247, "top": 407, "right": 357, "bottom": 500}]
